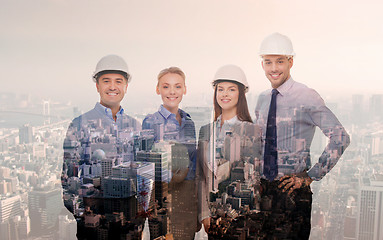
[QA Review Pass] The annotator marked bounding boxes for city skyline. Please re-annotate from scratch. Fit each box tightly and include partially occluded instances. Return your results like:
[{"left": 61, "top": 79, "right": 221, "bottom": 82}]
[
  {"left": 2, "top": 1, "right": 383, "bottom": 239},
  {"left": 0, "top": 88, "right": 383, "bottom": 239}
]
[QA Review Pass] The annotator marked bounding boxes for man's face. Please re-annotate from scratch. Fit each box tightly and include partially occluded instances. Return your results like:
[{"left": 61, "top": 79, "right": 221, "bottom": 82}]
[
  {"left": 96, "top": 73, "right": 128, "bottom": 109},
  {"left": 156, "top": 73, "right": 186, "bottom": 112},
  {"left": 262, "top": 55, "right": 293, "bottom": 89}
]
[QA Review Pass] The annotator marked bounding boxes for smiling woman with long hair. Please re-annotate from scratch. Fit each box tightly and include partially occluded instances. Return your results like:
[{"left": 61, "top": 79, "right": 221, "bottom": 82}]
[
  {"left": 197, "top": 65, "right": 262, "bottom": 237},
  {"left": 213, "top": 79, "right": 253, "bottom": 123}
]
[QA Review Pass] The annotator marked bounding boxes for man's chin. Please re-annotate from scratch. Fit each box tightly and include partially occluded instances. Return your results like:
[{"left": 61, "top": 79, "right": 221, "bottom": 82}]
[{"left": 100, "top": 101, "right": 121, "bottom": 109}]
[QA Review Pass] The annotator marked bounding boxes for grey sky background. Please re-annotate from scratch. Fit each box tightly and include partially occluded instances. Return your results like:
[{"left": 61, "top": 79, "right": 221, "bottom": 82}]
[{"left": 1, "top": 0, "right": 382, "bottom": 113}]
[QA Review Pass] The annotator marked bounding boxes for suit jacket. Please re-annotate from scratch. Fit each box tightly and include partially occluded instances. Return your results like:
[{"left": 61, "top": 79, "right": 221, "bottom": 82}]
[{"left": 196, "top": 119, "right": 263, "bottom": 222}]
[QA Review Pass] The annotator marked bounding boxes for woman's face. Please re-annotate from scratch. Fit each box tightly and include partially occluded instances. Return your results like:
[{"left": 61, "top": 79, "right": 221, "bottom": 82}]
[
  {"left": 156, "top": 73, "right": 186, "bottom": 112},
  {"left": 216, "top": 81, "right": 239, "bottom": 112}
]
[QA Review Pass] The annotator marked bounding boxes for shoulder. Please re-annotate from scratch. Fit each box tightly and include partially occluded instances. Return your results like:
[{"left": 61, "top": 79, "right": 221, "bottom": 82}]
[
  {"left": 259, "top": 88, "right": 270, "bottom": 97},
  {"left": 292, "top": 81, "right": 325, "bottom": 106},
  {"left": 180, "top": 109, "right": 195, "bottom": 124},
  {"left": 123, "top": 113, "right": 141, "bottom": 128},
  {"left": 255, "top": 90, "right": 270, "bottom": 118},
  {"left": 255, "top": 89, "right": 271, "bottom": 107},
  {"left": 234, "top": 121, "right": 262, "bottom": 133},
  {"left": 241, "top": 120, "right": 260, "bottom": 128},
  {"left": 200, "top": 123, "right": 211, "bottom": 131},
  {"left": 65, "top": 112, "right": 92, "bottom": 138},
  {"left": 68, "top": 108, "right": 97, "bottom": 129},
  {"left": 142, "top": 111, "right": 162, "bottom": 129},
  {"left": 198, "top": 123, "right": 212, "bottom": 141},
  {"left": 257, "top": 89, "right": 270, "bottom": 101}
]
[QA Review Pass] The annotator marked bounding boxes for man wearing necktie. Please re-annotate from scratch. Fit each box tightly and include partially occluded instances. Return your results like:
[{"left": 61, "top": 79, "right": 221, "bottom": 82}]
[{"left": 255, "top": 33, "right": 350, "bottom": 239}]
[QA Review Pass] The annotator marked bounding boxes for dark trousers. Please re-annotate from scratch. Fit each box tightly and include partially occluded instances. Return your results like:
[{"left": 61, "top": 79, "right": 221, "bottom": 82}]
[{"left": 259, "top": 179, "right": 312, "bottom": 240}]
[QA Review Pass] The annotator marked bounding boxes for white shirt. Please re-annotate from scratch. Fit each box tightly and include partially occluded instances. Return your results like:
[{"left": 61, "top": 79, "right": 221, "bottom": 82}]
[{"left": 255, "top": 77, "right": 350, "bottom": 180}]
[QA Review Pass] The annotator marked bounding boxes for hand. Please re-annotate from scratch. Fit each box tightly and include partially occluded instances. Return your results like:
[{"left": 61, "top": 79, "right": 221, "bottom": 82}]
[
  {"left": 170, "top": 168, "right": 189, "bottom": 183},
  {"left": 278, "top": 173, "right": 313, "bottom": 195},
  {"left": 201, "top": 217, "right": 211, "bottom": 233}
]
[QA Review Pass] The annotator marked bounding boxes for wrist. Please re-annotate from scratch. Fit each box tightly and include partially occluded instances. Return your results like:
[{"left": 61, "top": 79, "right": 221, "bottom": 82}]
[{"left": 305, "top": 176, "right": 313, "bottom": 186}]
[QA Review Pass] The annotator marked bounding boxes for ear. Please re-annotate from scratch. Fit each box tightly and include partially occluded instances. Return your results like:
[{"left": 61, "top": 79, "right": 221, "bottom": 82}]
[
  {"left": 289, "top": 58, "right": 294, "bottom": 69},
  {"left": 184, "top": 85, "right": 187, "bottom": 95},
  {"left": 96, "top": 83, "right": 100, "bottom": 93},
  {"left": 261, "top": 60, "right": 265, "bottom": 70},
  {"left": 124, "top": 83, "right": 128, "bottom": 93},
  {"left": 156, "top": 85, "right": 160, "bottom": 95}
]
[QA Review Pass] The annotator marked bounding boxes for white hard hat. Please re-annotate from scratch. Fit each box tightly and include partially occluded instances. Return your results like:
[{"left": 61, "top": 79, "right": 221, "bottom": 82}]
[
  {"left": 92, "top": 54, "right": 131, "bottom": 82},
  {"left": 259, "top": 32, "right": 295, "bottom": 57},
  {"left": 212, "top": 64, "right": 249, "bottom": 93}
]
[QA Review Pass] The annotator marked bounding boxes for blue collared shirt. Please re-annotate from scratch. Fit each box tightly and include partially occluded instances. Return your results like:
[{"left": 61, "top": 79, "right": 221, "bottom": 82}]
[
  {"left": 96, "top": 102, "right": 125, "bottom": 122},
  {"left": 62, "top": 102, "right": 142, "bottom": 215},
  {"left": 143, "top": 105, "right": 196, "bottom": 142},
  {"left": 64, "top": 102, "right": 141, "bottom": 163},
  {"left": 143, "top": 105, "right": 196, "bottom": 179}
]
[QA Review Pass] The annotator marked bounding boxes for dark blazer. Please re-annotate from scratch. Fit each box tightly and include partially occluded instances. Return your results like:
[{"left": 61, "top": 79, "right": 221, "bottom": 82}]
[{"left": 196, "top": 120, "right": 263, "bottom": 222}]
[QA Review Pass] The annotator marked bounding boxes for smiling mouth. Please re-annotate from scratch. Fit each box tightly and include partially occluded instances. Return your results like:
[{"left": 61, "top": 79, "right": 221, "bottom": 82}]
[
  {"left": 167, "top": 97, "right": 178, "bottom": 101},
  {"left": 107, "top": 92, "right": 118, "bottom": 96},
  {"left": 270, "top": 73, "right": 281, "bottom": 79},
  {"left": 220, "top": 99, "right": 231, "bottom": 103}
]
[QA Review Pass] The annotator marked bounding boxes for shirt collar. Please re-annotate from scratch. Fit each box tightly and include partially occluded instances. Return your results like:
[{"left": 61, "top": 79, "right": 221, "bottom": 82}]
[
  {"left": 158, "top": 105, "right": 173, "bottom": 119},
  {"left": 158, "top": 104, "right": 188, "bottom": 120},
  {"left": 216, "top": 115, "right": 240, "bottom": 126},
  {"left": 95, "top": 102, "right": 124, "bottom": 120},
  {"left": 275, "top": 76, "right": 294, "bottom": 96}
]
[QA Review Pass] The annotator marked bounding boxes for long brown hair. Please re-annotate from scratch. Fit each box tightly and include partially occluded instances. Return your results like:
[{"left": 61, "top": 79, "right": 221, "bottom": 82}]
[{"left": 213, "top": 80, "right": 253, "bottom": 123}]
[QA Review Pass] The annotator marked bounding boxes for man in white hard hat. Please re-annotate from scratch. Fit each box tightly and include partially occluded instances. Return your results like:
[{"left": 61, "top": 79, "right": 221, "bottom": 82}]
[
  {"left": 255, "top": 33, "right": 350, "bottom": 239},
  {"left": 62, "top": 55, "right": 150, "bottom": 240}
]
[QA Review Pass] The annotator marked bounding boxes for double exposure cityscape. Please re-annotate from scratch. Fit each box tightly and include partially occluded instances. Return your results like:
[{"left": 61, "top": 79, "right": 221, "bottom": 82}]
[{"left": 0, "top": 92, "right": 382, "bottom": 239}]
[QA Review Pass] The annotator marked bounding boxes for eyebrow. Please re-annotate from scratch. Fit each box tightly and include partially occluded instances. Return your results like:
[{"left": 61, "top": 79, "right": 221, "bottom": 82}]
[
  {"left": 100, "top": 77, "right": 124, "bottom": 81},
  {"left": 263, "top": 57, "right": 286, "bottom": 61},
  {"left": 161, "top": 82, "right": 183, "bottom": 85}
]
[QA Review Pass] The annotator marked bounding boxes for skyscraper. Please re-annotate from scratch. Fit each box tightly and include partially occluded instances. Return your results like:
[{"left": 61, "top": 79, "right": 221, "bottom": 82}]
[
  {"left": 356, "top": 174, "right": 383, "bottom": 240},
  {"left": 136, "top": 150, "right": 169, "bottom": 207},
  {"left": 352, "top": 94, "right": 364, "bottom": 124},
  {"left": 28, "top": 187, "right": 62, "bottom": 235},
  {"left": 19, "top": 124, "right": 33, "bottom": 144},
  {"left": 0, "top": 195, "right": 22, "bottom": 223},
  {"left": 369, "top": 94, "right": 383, "bottom": 121}
]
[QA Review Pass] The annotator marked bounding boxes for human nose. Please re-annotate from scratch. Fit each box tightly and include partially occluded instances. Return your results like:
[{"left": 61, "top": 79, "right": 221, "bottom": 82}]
[
  {"left": 271, "top": 63, "right": 277, "bottom": 72},
  {"left": 109, "top": 81, "right": 117, "bottom": 90},
  {"left": 169, "top": 86, "right": 176, "bottom": 94}
]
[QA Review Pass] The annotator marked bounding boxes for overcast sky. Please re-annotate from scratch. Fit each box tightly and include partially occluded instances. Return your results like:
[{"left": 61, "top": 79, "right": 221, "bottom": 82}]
[{"left": 1, "top": 0, "right": 382, "bottom": 112}]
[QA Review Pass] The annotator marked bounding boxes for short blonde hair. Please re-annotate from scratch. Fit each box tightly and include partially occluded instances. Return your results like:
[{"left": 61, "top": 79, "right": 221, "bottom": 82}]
[{"left": 157, "top": 67, "right": 186, "bottom": 84}]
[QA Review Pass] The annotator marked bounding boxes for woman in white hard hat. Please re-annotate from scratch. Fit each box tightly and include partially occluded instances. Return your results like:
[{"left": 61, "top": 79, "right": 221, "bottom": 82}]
[
  {"left": 197, "top": 65, "right": 262, "bottom": 236},
  {"left": 212, "top": 64, "right": 252, "bottom": 124}
]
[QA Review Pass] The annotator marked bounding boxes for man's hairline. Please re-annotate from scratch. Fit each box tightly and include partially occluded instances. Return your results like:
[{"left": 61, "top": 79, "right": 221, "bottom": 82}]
[
  {"left": 261, "top": 55, "right": 294, "bottom": 61},
  {"left": 96, "top": 73, "right": 129, "bottom": 84}
]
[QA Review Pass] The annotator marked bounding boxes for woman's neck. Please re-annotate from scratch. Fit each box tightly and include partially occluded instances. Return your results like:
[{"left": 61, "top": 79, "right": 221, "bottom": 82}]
[{"left": 220, "top": 108, "right": 237, "bottom": 126}]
